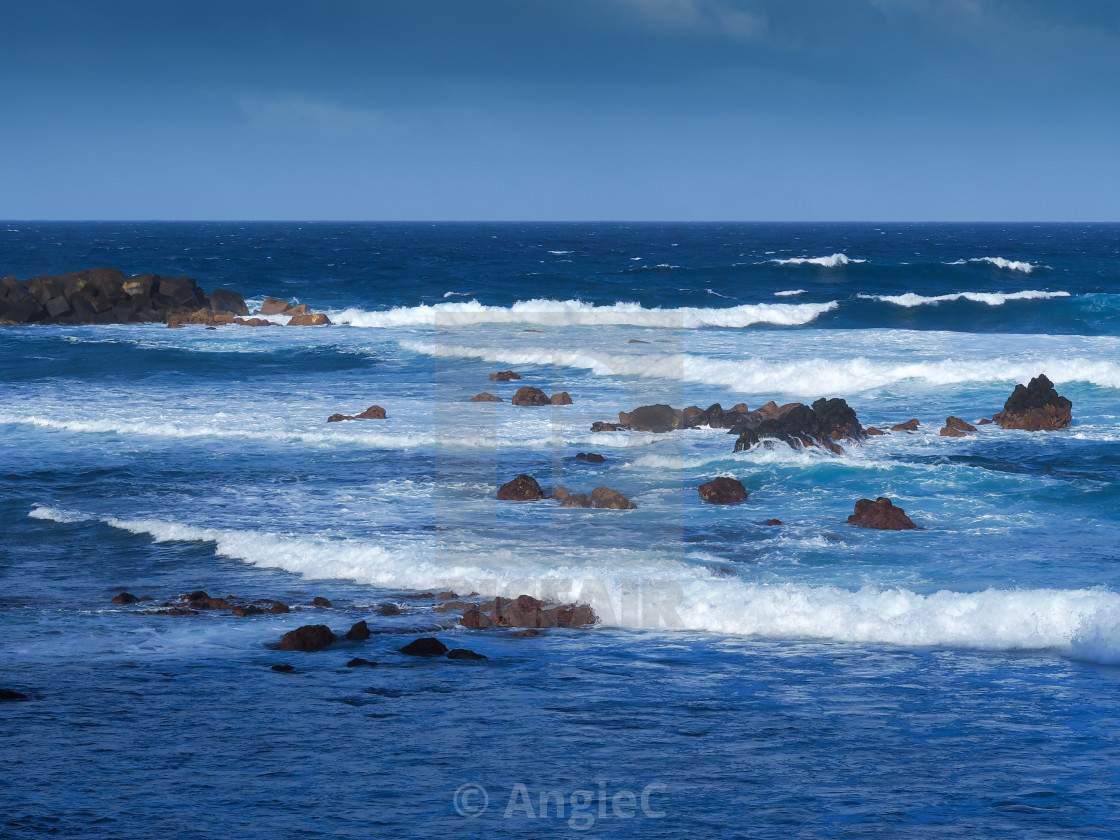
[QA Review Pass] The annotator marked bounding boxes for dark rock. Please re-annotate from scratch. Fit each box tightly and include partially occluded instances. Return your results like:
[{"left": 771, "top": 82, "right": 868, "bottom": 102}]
[
  {"left": 268, "top": 602, "right": 291, "bottom": 614},
  {"left": 979, "top": 418, "right": 993, "bottom": 425},
  {"left": 561, "top": 493, "right": 593, "bottom": 508},
  {"left": 994, "top": 374, "right": 1072, "bottom": 431},
  {"left": 311, "top": 596, "right": 332, "bottom": 608},
  {"left": 765, "top": 518, "right": 783, "bottom": 526},
  {"left": 153, "top": 607, "right": 198, "bottom": 615},
  {"left": 0, "top": 688, "right": 29, "bottom": 701},
  {"left": 591, "top": 487, "right": 637, "bottom": 510},
  {"left": 447, "top": 648, "right": 487, "bottom": 660},
  {"left": 259, "top": 297, "right": 294, "bottom": 315},
  {"left": 591, "top": 421, "right": 625, "bottom": 432},
  {"left": 398, "top": 637, "right": 449, "bottom": 657},
  {"left": 271, "top": 664, "right": 295, "bottom": 673},
  {"left": 327, "top": 413, "right": 348, "bottom": 422},
  {"left": 550, "top": 391, "right": 573, "bottom": 405},
  {"left": 284, "top": 304, "right": 311, "bottom": 316},
  {"left": 698, "top": 477, "right": 748, "bottom": 505},
  {"left": 111, "top": 591, "right": 140, "bottom": 605},
  {"left": 346, "top": 658, "right": 378, "bottom": 668},
  {"left": 628, "top": 339, "right": 650, "bottom": 344},
  {"left": 346, "top": 620, "right": 371, "bottom": 641},
  {"left": 209, "top": 288, "right": 249, "bottom": 316},
  {"left": 940, "top": 416, "right": 977, "bottom": 437},
  {"left": 436, "top": 591, "right": 459, "bottom": 600},
  {"left": 460, "top": 607, "right": 490, "bottom": 629},
  {"left": 460, "top": 595, "right": 597, "bottom": 630},
  {"left": 497, "top": 474, "right": 546, "bottom": 501},
  {"left": 891, "top": 419, "right": 920, "bottom": 432},
  {"left": 183, "top": 591, "right": 233, "bottom": 610},
  {"left": 847, "top": 497, "right": 919, "bottom": 531},
  {"left": 490, "top": 370, "right": 521, "bottom": 381},
  {"left": 574, "top": 452, "right": 605, "bottom": 463},
  {"left": 328, "top": 405, "right": 385, "bottom": 422},
  {"left": 512, "top": 386, "right": 550, "bottom": 406},
  {"left": 278, "top": 624, "right": 337, "bottom": 652},
  {"left": 733, "top": 397, "right": 864, "bottom": 454},
  {"left": 377, "top": 603, "right": 402, "bottom": 616},
  {"left": 469, "top": 392, "right": 503, "bottom": 402},
  {"left": 621, "top": 404, "right": 685, "bottom": 433},
  {"left": 865, "top": 427, "right": 887, "bottom": 435},
  {"left": 231, "top": 605, "right": 263, "bottom": 616}
]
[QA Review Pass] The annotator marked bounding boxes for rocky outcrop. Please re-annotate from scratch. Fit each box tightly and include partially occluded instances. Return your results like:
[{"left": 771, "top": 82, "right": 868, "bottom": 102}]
[
  {"left": 620, "top": 404, "right": 685, "bottom": 433},
  {"left": 683, "top": 402, "right": 753, "bottom": 430},
  {"left": 111, "top": 592, "right": 140, "bottom": 605},
  {"left": 287, "top": 313, "right": 331, "bottom": 326},
  {"left": 574, "top": 452, "right": 605, "bottom": 463},
  {"left": 733, "top": 398, "right": 865, "bottom": 454},
  {"left": 490, "top": 370, "right": 521, "bottom": 381},
  {"left": 591, "top": 421, "right": 625, "bottom": 432},
  {"left": 846, "top": 497, "right": 919, "bottom": 530},
  {"left": 512, "top": 386, "right": 550, "bottom": 406},
  {"left": 497, "top": 474, "right": 546, "bottom": 501},
  {"left": 940, "top": 416, "right": 977, "bottom": 437},
  {"left": 891, "top": 419, "right": 920, "bottom": 432},
  {"left": 209, "top": 288, "right": 250, "bottom": 316},
  {"left": 698, "top": 477, "right": 748, "bottom": 505},
  {"left": 993, "top": 374, "right": 1072, "bottom": 431},
  {"left": 590, "top": 487, "right": 637, "bottom": 510},
  {"left": 459, "top": 594, "right": 597, "bottom": 629},
  {"left": 550, "top": 392, "right": 573, "bottom": 405},
  {"left": 327, "top": 405, "right": 386, "bottom": 422},
  {"left": 346, "top": 620, "right": 371, "bottom": 641},
  {"left": 278, "top": 624, "right": 337, "bottom": 652},
  {"left": 398, "top": 637, "right": 449, "bottom": 657},
  {"left": 469, "top": 392, "right": 503, "bottom": 402}
]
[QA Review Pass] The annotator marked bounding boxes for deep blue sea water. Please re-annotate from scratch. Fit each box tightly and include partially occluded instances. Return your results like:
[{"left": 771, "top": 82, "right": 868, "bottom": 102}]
[{"left": 2, "top": 222, "right": 1120, "bottom": 838}]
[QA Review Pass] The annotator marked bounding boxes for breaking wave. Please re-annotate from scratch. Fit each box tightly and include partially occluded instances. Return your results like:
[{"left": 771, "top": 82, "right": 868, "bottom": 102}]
[
  {"left": 860, "top": 290, "right": 1070, "bottom": 308},
  {"left": 770, "top": 254, "right": 866, "bottom": 268}
]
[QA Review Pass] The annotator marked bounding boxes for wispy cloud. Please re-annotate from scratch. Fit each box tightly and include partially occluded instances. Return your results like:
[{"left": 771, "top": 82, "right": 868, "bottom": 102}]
[
  {"left": 238, "top": 92, "right": 388, "bottom": 136},
  {"left": 617, "top": 0, "right": 766, "bottom": 41}
]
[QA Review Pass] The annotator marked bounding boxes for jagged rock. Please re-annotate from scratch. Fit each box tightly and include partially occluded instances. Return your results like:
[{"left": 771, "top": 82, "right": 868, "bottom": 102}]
[
  {"left": 891, "top": 419, "right": 920, "bottom": 432},
  {"left": 497, "top": 474, "right": 546, "bottom": 501},
  {"left": 993, "top": 374, "right": 1072, "bottom": 431},
  {"left": 346, "top": 658, "right": 378, "bottom": 668},
  {"left": 447, "top": 648, "right": 487, "bottom": 660},
  {"left": 111, "top": 592, "right": 140, "bottom": 605},
  {"left": 591, "top": 421, "right": 625, "bottom": 432},
  {"left": 591, "top": 487, "right": 637, "bottom": 510},
  {"left": 469, "top": 392, "right": 503, "bottom": 402},
  {"left": 490, "top": 370, "right": 521, "bottom": 381},
  {"left": 346, "top": 620, "right": 371, "bottom": 641},
  {"left": 209, "top": 288, "right": 249, "bottom": 316},
  {"left": 574, "top": 452, "right": 605, "bottom": 463},
  {"left": 620, "top": 404, "right": 685, "bottom": 433},
  {"left": 550, "top": 392, "right": 573, "bottom": 405},
  {"left": 288, "top": 313, "right": 331, "bottom": 326},
  {"left": 327, "top": 405, "right": 386, "bottom": 422},
  {"left": 398, "top": 637, "right": 449, "bottom": 657},
  {"left": 940, "top": 416, "right": 977, "bottom": 437},
  {"left": 311, "top": 596, "right": 332, "bottom": 607},
  {"left": 847, "top": 497, "right": 919, "bottom": 531},
  {"left": 698, "top": 477, "right": 748, "bottom": 505},
  {"left": 865, "top": 427, "right": 887, "bottom": 436},
  {"left": 512, "top": 386, "right": 550, "bottom": 406},
  {"left": 460, "top": 595, "right": 597, "bottom": 630},
  {"left": 278, "top": 624, "right": 337, "bottom": 652},
  {"left": 733, "top": 397, "right": 864, "bottom": 454}
]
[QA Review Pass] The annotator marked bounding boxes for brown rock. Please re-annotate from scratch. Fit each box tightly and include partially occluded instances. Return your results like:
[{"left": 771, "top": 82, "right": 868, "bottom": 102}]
[
  {"left": 847, "top": 497, "right": 919, "bottom": 531},
  {"left": 979, "top": 418, "right": 993, "bottom": 425},
  {"left": 327, "top": 413, "right": 348, "bottom": 422},
  {"left": 561, "top": 493, "right": 592, "bottom": 508},
  {"left": 551, "top": 487, "right": 571, "bottom": 502},
  {"left": 698, "top": 477, "right": 748, "bottom": 505},
  {"left": 512, "top": 386, "right": 550, "bottom": 406},
  {"left": 398, "top": 637, "right": 449, "bottom": 656},
  {"left": 489, "top": 370, "right": 521, "bottom": 381},
  {"left": 940, "top": 416, "right": 977, "bottom": 437},
  {"left": 891, "top": 419, "right": 920, "bottom": 432},
  {"left": 628, "top": 339, "right": 651, "bottom": 344},
  {"left": 111, "top": 592, "right": 140, "bottom": 605},
  {"left": 765, "top": 518, "right": 783, "bottom": 526},
  {"left": 623, "top": 404, "right": 685, "bottom": 433},
  {"left": 550, "top": 392, "right": 573, "bottom": 405},
  {"left": 993, "top": 374, "right": 1072, "bottom": 431},
  {"left": 346, "top": 620, "right": 371, "bottom": 641},
  {"left": 461, "top": 595, "right": 598, "bottom": 629},
  {"left": 278, "top": 624, "right": 337, "bottom": 652},
  {"left": 284, "top": 303, "right": 311, "bottom": 316},
  {"left": 311, "top": 596, "right": 332, "bottom": 608},
  {"left": 865, "top": 427, "right": 887, "bottom": 436},
  {"left": 574, "top": 452, "right": 605, "bottom": 463},
  {"left": 209, "top": 288, "right": 250, "bottom": 316},
  {"left": 497, "top": 474, "right": 546, "bottom": 501},
  {"left": 354, "top": 405, "right": 386, "bottom": 419},
  {"left": 469, "top": 392, "right": 503, "bottom": 402},
  {"left": 590, "top": 421, "right": 625, "bottom": 432},
  {"left": 259, "top": 297, "right": 294, "bottom": 315},
  {"left": 288, "top": 313, "right": 331, "bottom": 326},
  {"left": 590, "top": 487, "right": 637, "bottom": 510}
]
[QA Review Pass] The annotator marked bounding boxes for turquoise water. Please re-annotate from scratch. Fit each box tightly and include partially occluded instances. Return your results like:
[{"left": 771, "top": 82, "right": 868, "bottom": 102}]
[{"left": 2, "top": 222, "right": 1120, "bottom": 837}]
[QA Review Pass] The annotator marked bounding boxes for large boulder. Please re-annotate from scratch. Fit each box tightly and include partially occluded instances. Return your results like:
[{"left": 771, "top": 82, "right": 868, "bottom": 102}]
[
  {"left": 733, "top": 397, "right": 864, "bottom": 454},
  {"left": 993, "top": 374, "right": 1072, "bottom": 431},
  {"left": 512, "top": 386, "right": 550, "bottom": 406},
  {"left": 398, "top": 637, "right": 449, "bottom": 656},
  {"left": 490, "top": 370, "right": 521, "bottom": 381},
  {"left": 590, "top": 487, "right": 637, "bottom": 510},
  {"left": 288, "top": 313, "right": 331, "bottom": 326},
  {"left": 621, "top": 404, "right": 685, "bottom": 433},
  {"left": 278, "top": 624, "right": 337, "bottom": 652},
  {"left": 260, "top": 297, "right": 294, "bottom": 315},
  {"left": 698, "top": 477, "right": 748, "bottom": 505},
  {"left": 497, "top": 474, "right": 546, "bottom": 501},
  {"left": 209, "top": 288, "right": 250, "bottom": 316},
  {"left": 550, "top": 392, "right": 573, "bottom": 405},
  {"left": 846, "top": 497, "right": 919, "bottom": 530}
]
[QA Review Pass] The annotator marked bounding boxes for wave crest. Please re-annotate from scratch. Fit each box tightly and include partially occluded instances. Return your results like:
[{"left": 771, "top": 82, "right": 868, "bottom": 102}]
[
  {"left": 770, "top": 253, "right": 865, "bottom": 268},
  {"left": 860, "top": 290, "right": 1070, "bottom": 308}
]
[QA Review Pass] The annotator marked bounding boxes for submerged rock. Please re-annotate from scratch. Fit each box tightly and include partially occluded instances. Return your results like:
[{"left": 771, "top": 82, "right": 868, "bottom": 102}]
[
  {"left": 490, "top": 370, "right": 521, "bottom": 381},
  {"left": 698, "top": 477, "right": 748, "bottom": 505},
  {"left": 497, "top": 474, "right": 546, "bottom": 501},
  {"left": 469, "top": 392, "right": 503, "bottom": 402},
  {"left": 270, "top": 664, "right": 295, "bottom": 673},
  {"left": 847, "top": 497, "right": 919, "bottom": 531},
  {"left": 446, "top": 648, "right": 487, "bottom": 660},
  {"left": 346, "top": 657, "right": 378, "bottom": 668},
  {"left": 327, "top": 405, "right": 386, "bottom": 422},
  {"left": 398, "top": 637, "right": 449, "bottom": 657},
  {"left": 590, "top": 421, "right": 625, "bottom": 432},
  {"left": 0, "top": 689, "right": 30, "bottom": 701},
  {"left": 994, "top": 374, "right": 1072, "bottom": 431}
]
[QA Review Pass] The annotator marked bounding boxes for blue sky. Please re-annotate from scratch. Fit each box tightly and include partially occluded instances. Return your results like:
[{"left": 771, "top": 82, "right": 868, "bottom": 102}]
[{"left": 2, "top": 0, "right": 1117, "bottom": 220}]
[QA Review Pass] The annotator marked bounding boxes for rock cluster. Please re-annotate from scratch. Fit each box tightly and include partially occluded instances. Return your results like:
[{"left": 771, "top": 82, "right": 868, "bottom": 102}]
[
  {"left": 552, "top": 486, "right": 637, "bottom": 509},
  {"left": 846, "top": 497, "right": 919, "bottom": 530},
  {"left": 994, "top": 374, "right": 1072, "bottom": 431},
  {"left": 733, "top": 398, "right": 865, "bottom": 454},
  {"left": 940, "top": 416, "right": 977, "bottom": 438},
  {"left": 460, "top": 594, "right": 597, "bottom": 629},
  {"left": 327, "top": 405, "right": 387, "bottom": 422}
]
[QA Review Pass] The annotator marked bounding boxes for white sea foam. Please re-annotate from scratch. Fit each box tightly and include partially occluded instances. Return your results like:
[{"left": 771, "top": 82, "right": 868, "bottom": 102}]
[
  {"left": 333, "top": 299, "right": 838, "bottom": 329},
  {"left": 770, "top": 253, "right": 865, "bottom": 268},
  {"left": 442, "top": 291, "right": 475, "bottom": 298},
  {"left": 947, "top": 257, "right": 1038, "bottom": 273},
  {"left": 29, "top": 504, "right": 1120, "bottom": 662},
  {"left": 399, "top": 341, "right": 1120, "bottom": 394},
  {"left": 774, "top": 289, "right": 806, "bottom": 297},
  {"left": 862, "top": 290, "right": 1069, "bottom": 307}
]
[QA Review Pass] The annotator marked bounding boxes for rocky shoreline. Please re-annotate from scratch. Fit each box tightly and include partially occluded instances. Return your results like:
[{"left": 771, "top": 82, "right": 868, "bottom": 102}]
[{"left": 0, "top": 267, "right": 330, "bottom": 327}]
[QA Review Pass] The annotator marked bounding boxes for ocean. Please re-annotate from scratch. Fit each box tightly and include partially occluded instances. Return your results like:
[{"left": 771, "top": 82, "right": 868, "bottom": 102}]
[{"left": 2, "top": 221, "right": 1120, "bottom": 838}]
